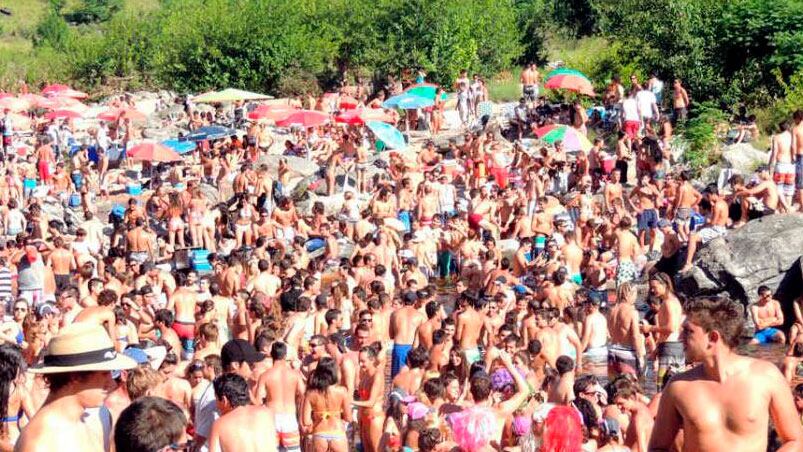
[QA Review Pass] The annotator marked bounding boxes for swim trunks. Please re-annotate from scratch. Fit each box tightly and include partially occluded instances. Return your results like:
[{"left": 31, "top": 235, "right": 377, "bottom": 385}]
[
  {"left": 754, "top": 327, "right": 782, "bottom": 344},
  {"left": 172, "top": 320, "right": 196, "bottom": 358},
  {"left": 464, "top": 347, "right": 482, "bottom": 365},
  {"left": 774, "top": 162, "right": 796, "bottom": 198},
  {"left": 657, "top": 341, "right": 685, "bottom": 389},
  {"left": 697, "top": 225, "right": 727, "bottom": 245},
  {"left": 796, "top": 155, "right": 803, "bottom": 190},
  {"left": 636, "top": 209, "right": 658, "bottom": 232},
  {"left": 274, "top": 412, "right": 301, "bottom": 452},
  {"left": 391, "top": 343, "right": 413, "bottom": 378},
  {"left": 608, "top": 343, "right": 640, "bottom": 376},
  {"left": 615, "top": 260, "right": 638, "bottom": 287}
]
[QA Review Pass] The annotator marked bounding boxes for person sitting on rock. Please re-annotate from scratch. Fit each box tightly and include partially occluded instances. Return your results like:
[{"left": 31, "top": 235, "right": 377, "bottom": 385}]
[
  {"left": 732, "top": 166, "right": 784, "bottom": 227},
  {"left": 750, "top": 285, "right": 785, "bottom": 345},
  {"left": 680, "top": 184, "right": 730, "bottom": 273}
]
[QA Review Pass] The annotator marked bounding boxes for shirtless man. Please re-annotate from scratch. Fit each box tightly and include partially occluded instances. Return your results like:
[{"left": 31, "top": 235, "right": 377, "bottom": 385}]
[
  {"left": 750, "top": 285, "right": 785, "bottom": 344},
  {"left": 535, "top": 309, "right": 560, "bottom": 368},
  {"left": 672, "top": 79, "right": 690, "bottom": 124},
  {"left": 644, "top": 273, "right": 684, "bottom": 387},
  {"left": 73, "top": 289, "right": 121, "bottom": 351},
  {"left": 47, "top": 236, "right": 76, "bottom": 293},
  {"left": 793, "top": 110, "right": 803, "bottom": 209},
  {"left": 456, "top": 295, "right": 486, "bottom": 365},
  {"left": 168, "top": 273, "right": 198, "bottom": 360},
  {"left": 469, "top": 185, "right": 500, "bottom": 240},
  {"left": 414, "top": 301, "right": 446, "bottom": 350},
  {"left": 16, "top": 323, "right": 138, "bottom": 452},
  {"left": 614, "top": 384, "right": 654, "bottom": 452},
  {"left": 209, "top": 373, "right": 279, "bottom": 452},
  {"left": 614, "top": 216, "right": 640, "bottom": 287},
  {"left": 562, "top": 229, "right": 584, "bottom": 285},
  {"left": 126, "top": 218, "right": 154, "bottom": 263},
  {"left": 734, "top": 166, "right": 781, "bottom": 225},
  {"left": 417, "top": 184, "right": 439, "bottom": 229},
  {"left": 391, "top": 346, "right": 427, "bottom": 395},
  {"left": 608, "top": 283, "right": 646, "bottom": 378},
  {"left": 520, "top": 63, "right": 540, "bottom": 107},
  {"left": 581, "top": 298, "right": 609, "bottom": 360},
  {"left": 650, "top": 296, "right": 803, "bottom": 452},
  {"left": 246, "top": 259, "right": 281, "bottom": 298},
  {"left": 681, "top": 185, "right": 730, "bottom": 272},
  {"left": 271, "top": 197, "right": 299, "bottom": 244},
  {"left": 652, "top": 219, "right": 683, "bottom": 277},
  {"left": 153, "top": 353, "right": 193, "bottom": 418},
  {"left": 604, "top": 170, "right": 625, "bottom": 213},
  {"left": 389, "top": 292, "right": 426, "bottom": 378},
  {"left": 629, "top": 174, "right": 662, "bottom": 250},
  {"left": 770, "top": 121, "right": 795, "bottom": 206},
  {"left": 547, "top": 355, "right": 576, "bottom": 405},
  {"left": 255, "top": 342, "right": 304, "bottom": 452},
  {"left": 671, "top": 170, "right": 701, "bottom": 242}
]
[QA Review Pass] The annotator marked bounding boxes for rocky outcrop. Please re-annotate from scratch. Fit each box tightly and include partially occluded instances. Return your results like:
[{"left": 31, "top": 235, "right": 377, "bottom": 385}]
[
  {"left": 721, "top": 143, "right": 769, "bottom": 173},
  {"left": 677, "top": 214, "right": 803, "bottom": 311}
]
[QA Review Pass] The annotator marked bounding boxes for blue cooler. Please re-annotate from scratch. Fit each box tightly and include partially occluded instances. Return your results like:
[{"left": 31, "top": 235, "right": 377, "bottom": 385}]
[
  {"left": 127, "top": 183, "right": 142, "bottom": 196},
  {"left": 191, "top": 249, "right": 212, "bottom": 273},
  {"left": 68, "top": 193, "right": 81, "bottom": 207},
  {"left": 71, "top": 171, "right": 83, "bottom": 190}
]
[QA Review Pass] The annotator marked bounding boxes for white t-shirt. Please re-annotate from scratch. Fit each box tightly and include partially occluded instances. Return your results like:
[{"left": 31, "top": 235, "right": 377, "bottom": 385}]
[
  {"left": 622, "top": 98, "right": 640, "bottom": 122},
  {"left": 636, "top": 90, "right": 657, "bottom": 119}
]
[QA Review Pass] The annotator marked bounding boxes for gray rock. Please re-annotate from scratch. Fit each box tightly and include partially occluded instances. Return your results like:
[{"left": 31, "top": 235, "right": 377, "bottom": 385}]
[
  {"left": 721, "top": 143, "right": 769, "bottom": 173},
  {"left": 677, "top": 214, "right": 803, "bottom": 310}
]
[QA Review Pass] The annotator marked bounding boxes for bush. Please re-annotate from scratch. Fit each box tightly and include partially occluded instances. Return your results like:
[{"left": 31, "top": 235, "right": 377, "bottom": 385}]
[
  {"left": 678, "top": 102, "right": 728, "bottom": 177},
  {"left": 33, "top": 9, "right": 70, "bottom": 50}
]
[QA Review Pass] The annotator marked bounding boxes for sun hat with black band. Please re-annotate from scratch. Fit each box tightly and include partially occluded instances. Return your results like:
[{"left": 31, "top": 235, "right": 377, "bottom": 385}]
[{"left": 30, "top": 323, "right": 138, "bottom": 374}]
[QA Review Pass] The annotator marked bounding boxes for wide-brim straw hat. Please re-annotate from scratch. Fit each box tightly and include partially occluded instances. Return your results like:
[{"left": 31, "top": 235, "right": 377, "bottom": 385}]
[{"left": 30, "top": 323, "right": 138, "bottom": 374}]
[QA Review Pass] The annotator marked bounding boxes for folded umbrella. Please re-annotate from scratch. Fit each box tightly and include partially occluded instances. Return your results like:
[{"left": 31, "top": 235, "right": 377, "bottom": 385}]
[{"left": 366, "top": 120, "right": 406, "bottom": 150}]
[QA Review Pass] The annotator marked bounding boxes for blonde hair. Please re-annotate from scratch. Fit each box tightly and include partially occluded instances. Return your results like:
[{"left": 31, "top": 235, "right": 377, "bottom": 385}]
[
  {"left": 126, "top": 366, "right": 161, "bottom": 400},
  {"left": 616, "top": 282, "right": 635, "bottom": 304}
]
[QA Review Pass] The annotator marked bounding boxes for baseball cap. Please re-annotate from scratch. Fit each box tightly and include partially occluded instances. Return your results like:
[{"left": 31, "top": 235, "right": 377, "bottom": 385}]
[
  {"left": 37, "top": 302, "right": 59, "bottom": 317},
  {"left": 403, "top": 291, "right": 418, "bottom": 304},
  {"left": 221, "top": 339, "right": 265, "bottom": 368}
]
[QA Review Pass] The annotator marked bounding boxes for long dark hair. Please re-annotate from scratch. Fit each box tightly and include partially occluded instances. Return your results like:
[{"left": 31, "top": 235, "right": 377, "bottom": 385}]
[
  {"left": 0, "top": 344, "right": 24, "bottom": 435},
  {"left": 308, "top": 357, "right": 338, "bottom": 392}
]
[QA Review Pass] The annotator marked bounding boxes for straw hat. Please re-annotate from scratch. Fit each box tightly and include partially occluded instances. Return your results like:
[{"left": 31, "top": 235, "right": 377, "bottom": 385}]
[{"left": 30, "top": 323, "right": 138, "bottom": 374}]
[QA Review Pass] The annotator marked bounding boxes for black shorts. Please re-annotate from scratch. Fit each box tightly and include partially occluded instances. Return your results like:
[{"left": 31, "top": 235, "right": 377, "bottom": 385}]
[{"left": 654, "top": 251, "right": 681, "bottom": 276}]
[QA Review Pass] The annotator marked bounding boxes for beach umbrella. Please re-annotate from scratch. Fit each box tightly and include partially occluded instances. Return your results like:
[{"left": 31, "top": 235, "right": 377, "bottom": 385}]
[
  {"left": 193, "top": 88, "right": 273, "bottom": 103},
  {"left": 0, "top": 97, "right": 32, "bottom": 112},
  {"left": 50, "top": 88, "right": 88, "bottom": 99},
  {"left": 403, "top": 83, "right": 449, "bottom": 101},
  {"left": 545, "top": 68, "right": 590, "bottom": 81},
  {"left": 275, "top": 110, "right": 329, "bottom": 128},
  {"left": 544, "top": 70, "right": 595, "bottom": 97},
  {"left": 38, "top": 96, "right": 88, "bottom": 112},
  {"left": 339, "top": 95, "right": 359, "bottom": 110},
  {"left": 383, "top": 93, "right": 434, "bottom": 110},
  {"left": 41, "top": 84, "right": 73, "bottom": 95},
  {"left": 185, "top": 125, "right": 237, "bottom": 141},
  {"left": 0, "top": 93, "right": 13, "bottom": 99},
  {"left": 247, "top": 104, "right": 297, "bottom": 122},
  {"left": 44, "top": 109, "right": 83, "bottom": 120},
  {"left": 335, "top": 108, "right": 395, "bottom": 125},
  {"left": 366, "top": 120, "right": 406, "bottom": 150},
  {"left": 127, "top": 142, "right": 182, "bottom": 162},
  {"left": 534, "top": 124, "right": 592, "bottom": 152},
  {"left": 161, "top": 139, "right": 196, "bottom": 154}
]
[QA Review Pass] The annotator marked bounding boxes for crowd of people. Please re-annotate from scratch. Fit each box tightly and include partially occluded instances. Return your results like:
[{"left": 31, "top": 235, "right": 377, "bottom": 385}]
[{"left": 0, "top": 64, "right": 803, "bottom": 452}]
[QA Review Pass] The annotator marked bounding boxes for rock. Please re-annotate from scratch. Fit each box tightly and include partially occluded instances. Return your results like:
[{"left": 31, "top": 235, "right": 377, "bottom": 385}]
[
  {"left": 677, "top": 214, "right": 803, "bottom": 310},
  {"left": 721, "top": 143, "right": 769, "bottom": 173},
  {"left": 142, "top": 125, "right": 183, "bottom": 141},
  {"left": 257, "top": 155, "right": 320, "bottom": 178}
]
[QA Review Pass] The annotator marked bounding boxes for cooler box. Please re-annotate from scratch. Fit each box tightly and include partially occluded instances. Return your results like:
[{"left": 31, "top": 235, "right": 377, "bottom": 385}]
[
  {"left": 126, "top": 183, "right": 142, "bottom": 196},
  {"left": 191, "top": 249, "right": 212, "bottom": 273}
]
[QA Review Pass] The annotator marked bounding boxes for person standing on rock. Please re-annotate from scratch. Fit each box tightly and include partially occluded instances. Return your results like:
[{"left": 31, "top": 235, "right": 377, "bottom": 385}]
[
  {"left": 792, "top": 110, "right": 803, "bottom": 210},
  {"left": 650, "top": 297, "right": 803, "bottom": 452},
  {"left": 642, "top": 272, "right": 684, "bottom": 388},
  {"left": 520, "top": 63, "right": 540, "bottom": 107},
  {"left": 769, "top": 121, "right": 795, "bottom": 207},
  {"left": 749, "top": 285, "right": 785, "bottom": 345}
]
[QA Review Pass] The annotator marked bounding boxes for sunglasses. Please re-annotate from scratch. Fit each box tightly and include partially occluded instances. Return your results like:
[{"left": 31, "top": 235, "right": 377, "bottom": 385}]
[
  {"left": 14, "top": 307, "right": 27, "bottom": 312},
  {"left": 360, "top": 318, "right": 373, "bottom": 323}
]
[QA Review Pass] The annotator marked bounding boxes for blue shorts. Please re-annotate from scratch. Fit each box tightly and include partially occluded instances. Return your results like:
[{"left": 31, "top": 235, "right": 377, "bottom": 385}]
[
  {"left": 637, "top": 209, "right": 659, "bottom": 232},
  {"left": 754, "top": 328, "right": 781, "bottom": 344},
  {"left": 391, "top": 343, "right": 412, "bottom": 378}
]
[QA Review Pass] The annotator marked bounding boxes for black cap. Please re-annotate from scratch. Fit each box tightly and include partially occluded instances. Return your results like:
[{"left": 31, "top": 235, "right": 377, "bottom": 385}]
[
  {"left": 221, "top": 339, "right": 265, "bottom": 369},
  {"left": 402, "top": 291, "right": 418, "bottom": 305}
]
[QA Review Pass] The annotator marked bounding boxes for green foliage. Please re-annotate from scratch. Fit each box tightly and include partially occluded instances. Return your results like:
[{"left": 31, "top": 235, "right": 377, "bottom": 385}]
[
  {"left": 678, "top": 102, "right": 729, "bottom": 177},
  {"left": 66, "top": 0, "right": 124, "bottom": 24},
  {"left": 33, "top": 8, "right": 69, "bottom": 50},
  {"left": 754, "top": 69, "right": 803, "bottom": 135}
]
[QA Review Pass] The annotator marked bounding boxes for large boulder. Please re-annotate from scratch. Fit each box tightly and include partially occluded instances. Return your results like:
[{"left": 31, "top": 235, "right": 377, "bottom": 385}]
[
  {"left": 721, "top": 143, "right": 769, "bottom": 173},
  {"left": 677, "top": 214, "right": 803, "bottom": 311}
]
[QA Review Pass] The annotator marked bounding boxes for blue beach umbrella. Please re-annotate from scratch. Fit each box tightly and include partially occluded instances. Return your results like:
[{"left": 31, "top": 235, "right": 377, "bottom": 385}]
[
  {"left": 382, "top": 93, "right": 434, "bottom": 110},
  {"left": 162, "top": 139, "right": 196, "bottom": 154},
  {"left": 366, "top": 120, "right": 406, "bottom": 150},
  {"left": 185, "top": 125, "right": 237, "bottom": 141}
]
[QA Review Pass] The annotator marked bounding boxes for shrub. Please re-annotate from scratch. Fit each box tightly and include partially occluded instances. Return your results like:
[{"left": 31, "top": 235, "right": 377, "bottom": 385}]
[{"left": 678, "top": 102, "right": 728, "bottom": 177}]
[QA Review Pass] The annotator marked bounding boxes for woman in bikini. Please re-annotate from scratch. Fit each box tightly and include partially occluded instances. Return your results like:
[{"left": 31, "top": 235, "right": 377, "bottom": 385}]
[
  {"left": 234, "top": 197, "right": 256, "bottom": 247},
  {"left": 188, "top": 187, "right": 207, "bottom": 248},
  {"left": 166, "top": 192, "right": 186, "bottom": 248},
  {"left": 302, "top": 357, "right": 352, "bottom": 452},
  {"left": 0, "top": 344, "right": 35, "bottom": 447},
  {"left": 352, "top": 345, "right": 385, "bottom": 452}
]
